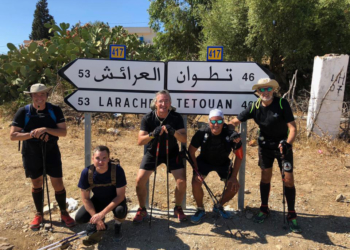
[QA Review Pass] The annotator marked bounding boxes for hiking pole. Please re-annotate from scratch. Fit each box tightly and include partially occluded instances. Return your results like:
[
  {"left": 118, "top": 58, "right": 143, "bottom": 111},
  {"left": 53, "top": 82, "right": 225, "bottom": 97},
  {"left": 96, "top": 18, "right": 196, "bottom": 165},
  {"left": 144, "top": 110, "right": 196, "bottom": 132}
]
[
  {"left": 166, "top": 133, "right": 170, "bottom": 231},
  {"left": 280, "top": 140, "right": 290, "bottom": 230},
  {"left": 37, "top": 231, "right": 87, "bottom": 250},
  {"left": 40, "top": 133, "right": 53, "bottom": 232},
  {"left": 149, "top": 139, "right": 160, "bottom": 228}
]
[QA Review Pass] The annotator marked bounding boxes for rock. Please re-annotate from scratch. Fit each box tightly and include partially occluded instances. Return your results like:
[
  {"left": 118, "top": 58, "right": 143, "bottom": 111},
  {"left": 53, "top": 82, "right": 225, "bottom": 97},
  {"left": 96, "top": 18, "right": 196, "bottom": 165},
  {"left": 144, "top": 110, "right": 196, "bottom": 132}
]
[
  {"left": 336, "top": 194, "right": 345, "bottom": 202},
  {"left": 126, "top": 197, "right": 131, "bottom": 203},
  {"left": 0, "top": 238, "right": 7, "bottom": 242},
  {"left": 43, "top": 203, "right": 57, "bottom": 214},
  {"left": 98, "top": 128, "right": 106, "bottom": 134},
  {"left": 0, "top": 243, "right": 14, "bottom": 250},
  {"left": 107, "top": 128, "right": 120, "bottom": 135},
  {"left": 66, "top": 198, "right": 78, "bottom": 212},
  {"left": 276, "top": 245, "right": 283, "bottom": 250},
  {"left": 244, "top": 189, "right": 251, "bottom": 194}
]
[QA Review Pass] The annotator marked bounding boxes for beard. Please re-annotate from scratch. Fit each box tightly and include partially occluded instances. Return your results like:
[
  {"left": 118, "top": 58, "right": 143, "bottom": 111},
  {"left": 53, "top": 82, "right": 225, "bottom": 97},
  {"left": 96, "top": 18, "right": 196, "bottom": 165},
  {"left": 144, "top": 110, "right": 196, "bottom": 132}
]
[{"left": 260, "top": 95, "right": 273, "bottom": 102}]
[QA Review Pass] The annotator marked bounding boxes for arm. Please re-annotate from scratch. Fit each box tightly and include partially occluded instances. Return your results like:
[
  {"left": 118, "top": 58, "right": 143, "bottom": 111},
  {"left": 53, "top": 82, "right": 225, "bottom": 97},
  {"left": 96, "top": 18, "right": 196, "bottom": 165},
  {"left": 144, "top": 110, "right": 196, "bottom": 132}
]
[
  {"left": 90, "top": 186, "right": 126, "bottom": 228},
  {"left": 173, "top": 128, "right": 187, "bottom": 143},
  {"left": 10, "top": 126, "right": 32, "bottom": 141},
  {"left": 138, "top": 130, "right": 153, "bottom": 146},
  {"left": 227, "top": 152, "right": 243, "bottom": 191},
  {"left": 30, "top": 122, "right": 67, "bottom": 138},
  {"left": 286, "top": 121, "right": 297, "bottom": 144},
  {"left": 228, "top": 117, "right": 242, "bottom": 130}
]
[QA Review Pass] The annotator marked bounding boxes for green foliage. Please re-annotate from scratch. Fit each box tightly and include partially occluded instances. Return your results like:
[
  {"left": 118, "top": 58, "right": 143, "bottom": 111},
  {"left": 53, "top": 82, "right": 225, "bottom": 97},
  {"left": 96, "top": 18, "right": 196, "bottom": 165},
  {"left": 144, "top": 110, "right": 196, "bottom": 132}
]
[
  {"left": 29, "top": 0, "right": 55, "bottom": 40},
  {"left": 149, "top": 0, "right": 212, "bottom": 61},
  {"left": 0, "top": 22, "right": 156, "bottom": 103}
]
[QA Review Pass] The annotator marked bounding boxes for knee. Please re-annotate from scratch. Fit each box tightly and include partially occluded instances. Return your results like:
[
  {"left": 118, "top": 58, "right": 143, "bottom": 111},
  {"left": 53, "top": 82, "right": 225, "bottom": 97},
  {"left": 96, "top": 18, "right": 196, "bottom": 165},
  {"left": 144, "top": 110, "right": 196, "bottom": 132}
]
[
  {"left": 192, "top": 178, "right": 202, "bottom": 189},
  {"left": 176, "top": 178, "right": 186, "bottom": 189},
  {"left": 135, "top": 176, "right": 147, "bottom": 189}
]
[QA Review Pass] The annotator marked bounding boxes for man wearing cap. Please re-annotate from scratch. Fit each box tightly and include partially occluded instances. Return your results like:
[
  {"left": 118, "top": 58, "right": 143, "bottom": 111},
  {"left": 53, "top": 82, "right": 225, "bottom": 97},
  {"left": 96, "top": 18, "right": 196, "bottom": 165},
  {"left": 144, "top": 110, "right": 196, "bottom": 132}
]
[
  {"left": 229, "top": 78, "right": 301, "bottom": 233},
  {"left": 10, "top": 83, "right": 75, "bottom": 229},
  {"left": 134, "top": 90, "right": 188, "bottom": 223},
  {"left": 189, "top": 109, "right": 243, "bottom": 224}
]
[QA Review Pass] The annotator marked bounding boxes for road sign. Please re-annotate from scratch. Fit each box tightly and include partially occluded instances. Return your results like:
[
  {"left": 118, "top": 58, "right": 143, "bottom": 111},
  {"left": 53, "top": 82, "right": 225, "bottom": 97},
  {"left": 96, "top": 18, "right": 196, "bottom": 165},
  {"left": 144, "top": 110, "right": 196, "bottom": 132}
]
[
  {"left": 110, "top": 45, "right": 126, "bottom": 60},
  {"left": 207, "top": 46, "right": 223, "bottom": 61},
  {"left": 167, "top": 61, "right": 271, "bottom": 92},
  {"left": 64, "top": 90, "right": 156, "bottom": 114},
  {"left": 59, "top": 59, "right": 165, "bottom": 91},
  {"left": 171, "top": 92, "right": 257, "bottom": 115}
]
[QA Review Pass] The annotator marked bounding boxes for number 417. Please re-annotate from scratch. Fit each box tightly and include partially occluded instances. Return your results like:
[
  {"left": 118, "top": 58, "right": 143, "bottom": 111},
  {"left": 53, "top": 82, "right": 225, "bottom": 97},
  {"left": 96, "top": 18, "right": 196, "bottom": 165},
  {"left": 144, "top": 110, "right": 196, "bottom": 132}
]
[{"left": 113, "top": 48, "right": 124, "bottom": 57}]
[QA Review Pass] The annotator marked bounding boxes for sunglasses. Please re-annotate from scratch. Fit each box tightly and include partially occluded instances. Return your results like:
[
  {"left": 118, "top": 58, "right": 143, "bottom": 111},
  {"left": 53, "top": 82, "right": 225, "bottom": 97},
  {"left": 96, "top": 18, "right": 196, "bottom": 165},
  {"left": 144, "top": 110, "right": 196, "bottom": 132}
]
[
  {"left": 259, "top": 87, "right": 273, "bottom": 92},
  {"left": 210, "top": 119, "right": 223, "bottom": 124}
]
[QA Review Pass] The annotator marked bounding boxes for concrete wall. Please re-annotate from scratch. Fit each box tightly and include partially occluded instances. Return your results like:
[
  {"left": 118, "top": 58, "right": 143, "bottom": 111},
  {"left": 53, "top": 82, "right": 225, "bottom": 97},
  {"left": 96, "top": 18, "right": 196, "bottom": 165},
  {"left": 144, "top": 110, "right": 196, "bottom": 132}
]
[
  {"left": 307, "top": 54, "right": 349, "bottom": 139},
  {"left": 124, "top": 27, "right": 156, "bottom": 44}
]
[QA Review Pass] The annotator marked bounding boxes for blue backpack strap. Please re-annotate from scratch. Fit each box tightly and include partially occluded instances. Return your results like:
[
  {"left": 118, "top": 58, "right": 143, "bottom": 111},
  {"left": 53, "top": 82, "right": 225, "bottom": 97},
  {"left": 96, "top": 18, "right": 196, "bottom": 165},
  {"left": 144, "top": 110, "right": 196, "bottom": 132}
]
[
  {"left": 46, "top": 103, "right": 57, "bottom": 123},
  {"left": 24, "top": 104, "right": 31, "bottom": 128}
]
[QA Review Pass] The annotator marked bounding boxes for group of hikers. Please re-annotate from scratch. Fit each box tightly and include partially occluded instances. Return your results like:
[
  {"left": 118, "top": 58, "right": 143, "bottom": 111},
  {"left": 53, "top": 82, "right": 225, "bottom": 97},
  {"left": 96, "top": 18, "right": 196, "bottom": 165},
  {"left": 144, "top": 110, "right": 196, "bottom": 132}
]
[{"left": 9, "top": 77, "right": 301, "bottom": 245}]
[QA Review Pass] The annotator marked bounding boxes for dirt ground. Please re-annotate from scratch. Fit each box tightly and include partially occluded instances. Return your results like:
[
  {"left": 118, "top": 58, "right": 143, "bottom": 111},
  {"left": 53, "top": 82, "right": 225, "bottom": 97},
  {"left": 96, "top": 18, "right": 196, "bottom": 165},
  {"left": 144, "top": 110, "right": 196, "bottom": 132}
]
[{"left": 0, "top": 105, "right": 349, "bottom": 250}]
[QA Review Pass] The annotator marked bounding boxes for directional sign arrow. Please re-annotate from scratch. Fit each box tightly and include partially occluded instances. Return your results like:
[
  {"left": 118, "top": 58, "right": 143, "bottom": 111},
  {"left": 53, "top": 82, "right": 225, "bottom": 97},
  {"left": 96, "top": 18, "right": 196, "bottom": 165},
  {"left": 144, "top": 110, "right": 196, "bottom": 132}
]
[
  {"left": 59, "top": 59, "right": 165, "bottom": 91},
  {"left": 167, "top": 61, "right": 272, "bottom": 93},
  {"left": 64, "top": 90, "right": 157, "bottom": 114}
]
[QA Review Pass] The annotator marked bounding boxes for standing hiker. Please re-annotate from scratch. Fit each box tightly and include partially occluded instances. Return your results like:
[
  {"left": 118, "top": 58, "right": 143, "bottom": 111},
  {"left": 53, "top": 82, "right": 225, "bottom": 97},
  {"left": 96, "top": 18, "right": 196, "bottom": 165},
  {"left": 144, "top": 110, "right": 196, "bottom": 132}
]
[
  {"left": 189, "top": 109, "right": 243, "bottom": 224},
  {"left": 75, "top": 145, "right": 127, "bottom": 242},
  {"left": 10, "top": 83, "right": 75, "bottom": 229},
  {"left": 134, "top": 90, "right": 188, "bottom": 223},
  {"left": 229, "top": 78, "right": 301, "bottom": 233}
]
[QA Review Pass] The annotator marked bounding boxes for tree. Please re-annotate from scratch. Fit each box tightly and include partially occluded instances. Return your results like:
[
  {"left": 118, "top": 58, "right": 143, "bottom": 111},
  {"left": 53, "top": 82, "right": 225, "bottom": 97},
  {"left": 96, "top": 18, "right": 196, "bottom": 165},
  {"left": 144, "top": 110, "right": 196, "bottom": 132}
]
[
  {"left": 148, "top": 0, "right": 212, "bottom": 61},
  {"left": 29, "top": 0, "right": 55, "bottom": 40}
]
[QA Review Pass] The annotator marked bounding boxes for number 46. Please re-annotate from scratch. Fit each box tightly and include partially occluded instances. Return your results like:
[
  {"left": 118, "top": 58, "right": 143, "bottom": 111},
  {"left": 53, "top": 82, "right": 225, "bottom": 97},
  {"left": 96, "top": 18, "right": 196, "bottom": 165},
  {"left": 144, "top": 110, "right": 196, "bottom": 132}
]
[{"left": 242, "top": 73, "right": 254, "bottom": 81}]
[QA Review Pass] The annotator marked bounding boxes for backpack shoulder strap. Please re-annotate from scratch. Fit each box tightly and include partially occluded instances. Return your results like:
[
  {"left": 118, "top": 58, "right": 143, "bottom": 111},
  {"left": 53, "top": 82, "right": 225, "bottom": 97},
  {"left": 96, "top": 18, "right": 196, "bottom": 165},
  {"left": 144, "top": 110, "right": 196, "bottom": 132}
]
[
  {"left": 88, "top": 165, "right": 95, "bottom": 186},
  {"left": 111, "top": 164, "right": 117, "bottom": 186},
  {"left": 24, "top": 104, "right": 31, "bottom": 127},
  {"left": 279, "top": 97, "right": 284, "bottom": 110},
  {"left": 46, "top": 103, "right": 57, "bottom": 123}
]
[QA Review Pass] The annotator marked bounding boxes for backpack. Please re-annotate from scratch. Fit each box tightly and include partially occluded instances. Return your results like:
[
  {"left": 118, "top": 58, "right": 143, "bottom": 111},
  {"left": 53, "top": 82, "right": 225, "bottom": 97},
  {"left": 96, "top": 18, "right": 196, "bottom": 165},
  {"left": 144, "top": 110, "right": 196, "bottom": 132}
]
[
  {"left": 24, "top": 103, "right": 56, "bottom": 129},
  {"left": 85, "top": 164, "right": 117, "bottom": 191},
  {"left": 250, "top": 97, "right": 284, "bottom": 113}
]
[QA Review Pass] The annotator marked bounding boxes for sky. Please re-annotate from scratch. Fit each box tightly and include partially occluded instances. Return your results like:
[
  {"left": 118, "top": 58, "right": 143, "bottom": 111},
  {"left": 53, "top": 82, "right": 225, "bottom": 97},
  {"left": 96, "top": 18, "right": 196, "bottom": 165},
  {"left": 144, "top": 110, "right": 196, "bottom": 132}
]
[{"left": 0, "top": 0, "right": 151, "bottom": 54}]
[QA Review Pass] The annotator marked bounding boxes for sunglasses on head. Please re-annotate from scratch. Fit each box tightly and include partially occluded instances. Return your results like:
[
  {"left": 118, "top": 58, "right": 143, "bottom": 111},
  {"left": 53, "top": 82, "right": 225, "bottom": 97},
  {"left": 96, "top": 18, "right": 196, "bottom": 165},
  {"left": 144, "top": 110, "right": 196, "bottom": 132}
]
[
  {"left": 210, "top": 119, "right": 223, "bottom": 124},
  {"left": 259, "top": 87, "right": 273, "bottom": 92}
]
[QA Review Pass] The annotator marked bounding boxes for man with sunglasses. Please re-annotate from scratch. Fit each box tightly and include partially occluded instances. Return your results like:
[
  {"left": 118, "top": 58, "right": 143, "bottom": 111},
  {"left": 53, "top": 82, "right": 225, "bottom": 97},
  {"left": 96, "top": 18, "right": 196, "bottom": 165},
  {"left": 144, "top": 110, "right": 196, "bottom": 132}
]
[
  {"left": 189, "top": 109, "right": 242, "bottom": 224},
  {"left": 10, "top": 83, "right": 75, "bottom": 230},
  {"left": 229, "top": 78, "right": 301, "bottom": 233}
]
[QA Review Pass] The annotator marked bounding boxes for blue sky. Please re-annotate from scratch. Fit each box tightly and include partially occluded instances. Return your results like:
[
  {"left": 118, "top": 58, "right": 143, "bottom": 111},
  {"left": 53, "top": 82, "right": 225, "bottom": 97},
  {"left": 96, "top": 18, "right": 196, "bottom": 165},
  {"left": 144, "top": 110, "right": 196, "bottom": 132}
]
[{"left": 0, "top": 0, "right": 151, "bottom": 54}]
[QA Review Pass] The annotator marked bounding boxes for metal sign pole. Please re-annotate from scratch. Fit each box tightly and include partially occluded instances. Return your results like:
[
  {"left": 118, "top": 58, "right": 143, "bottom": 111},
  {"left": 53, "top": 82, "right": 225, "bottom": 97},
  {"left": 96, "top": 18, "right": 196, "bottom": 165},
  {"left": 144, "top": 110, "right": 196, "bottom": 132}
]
[
  {"left": 181, "top": 115, "right": 187, "bottom": 209},
  {"left": 84, "top": 113, "right": 92, "bottom": 167},
  {"left": 238, "top": 122, "right": 247, "bottom": 210}
]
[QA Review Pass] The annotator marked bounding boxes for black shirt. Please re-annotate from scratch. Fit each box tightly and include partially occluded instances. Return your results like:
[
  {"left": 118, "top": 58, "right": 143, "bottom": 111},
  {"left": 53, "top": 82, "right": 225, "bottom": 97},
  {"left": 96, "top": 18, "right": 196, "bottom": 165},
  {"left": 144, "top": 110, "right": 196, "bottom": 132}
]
[
  {"left": 11, "top": 102, "right": 65, "bottom": 153},
  {"left": 141, "top": 110, "right": 184, "bottom": 158},
  {"left": 190, "top": 125, "right": 237, "bottom": 166},
  {"left": 78, "top": 163, "right": 127, "bottom": 204},
  {"left": 237, "top": 97, "right": 294, "bottom": 143}
]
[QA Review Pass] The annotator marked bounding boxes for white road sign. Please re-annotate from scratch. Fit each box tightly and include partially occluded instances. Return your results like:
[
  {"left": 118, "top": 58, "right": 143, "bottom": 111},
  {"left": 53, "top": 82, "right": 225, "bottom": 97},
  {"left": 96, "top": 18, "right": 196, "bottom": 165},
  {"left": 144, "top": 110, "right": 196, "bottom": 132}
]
[
  {"left": 167, "top": 61, "right": 270, "bottom": 92},
  {"left": 171, "top": 93, "right": 257, "bottom": 115},
  {"left": 64, "top": 90, "right": 156, "bottom": 113},
  {"left": 59, "top": 59, "right": 165, "bottom": 91}
]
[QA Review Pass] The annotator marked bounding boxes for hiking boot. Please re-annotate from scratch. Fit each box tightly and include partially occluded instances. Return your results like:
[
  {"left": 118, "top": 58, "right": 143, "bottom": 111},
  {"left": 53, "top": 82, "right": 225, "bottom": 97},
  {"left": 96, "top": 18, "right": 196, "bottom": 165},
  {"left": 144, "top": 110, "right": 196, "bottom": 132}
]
[
  {"left": 253, "top": 208, "right": 270, "bottom": 223},
  {"left": 61, "top": 211, "right": 76, "bottom": 227},
  {"left": 133, "top": 207, "right": 148, "bottom": 224},
  {"left": 82, "top": 231, "right": 104, "bottom": 246},
  {"left": 114, "top": 223, "right": 123, "bottom": 242},
  {"left": 30, "top": 212, "right": 42, "bottom": 230},
  {"left": 213, "top": 205, "right": 231, "bottom": 219},
  {"left": 174, "top": 206, "right": 187, "bottom": 222},
  {"left": 191, "top": 208, "right": 206, "bottom": 224}
]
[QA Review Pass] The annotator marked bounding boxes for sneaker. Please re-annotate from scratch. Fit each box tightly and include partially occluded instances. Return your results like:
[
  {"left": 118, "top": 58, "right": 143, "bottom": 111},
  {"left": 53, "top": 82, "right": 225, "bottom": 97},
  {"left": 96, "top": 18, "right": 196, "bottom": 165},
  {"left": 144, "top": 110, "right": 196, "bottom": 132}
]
[
  {"left": 213, "top": 205, "right": 231, "bottom": 219},
  {"left": 191, "top": 209, "right": 206, "bottom": 224},
  {"left": 287, "top": 215, "right": 302, "bottom": 233},
  {"left": 114, "top": 223, "right": 123, "bottom": 242},
  {"left": 133, "top": 207, "right": 148, "bottom": 224},
  {"left": 253, "top": 208, "right": 270, "bottom": 223},
  {"left": 174, "top": 206, "right": 187, "bottom": 222},
  {"left": 30, "top": 212, "right": 42, "bottom": 230},
  {"left": 61, "top": 211, "right": 76, "bottom": 227}
]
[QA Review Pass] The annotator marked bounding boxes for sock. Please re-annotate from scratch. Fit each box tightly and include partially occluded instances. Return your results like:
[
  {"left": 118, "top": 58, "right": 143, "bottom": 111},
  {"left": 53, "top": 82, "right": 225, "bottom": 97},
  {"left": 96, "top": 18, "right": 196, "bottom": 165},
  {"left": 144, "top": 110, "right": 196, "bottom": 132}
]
[
  {"left": 260, "top": 182, "right": 271, "bottom": 210},
  {"left": 285, "top": 186, "right": 296, "bottom": 213},
  {"left": 32, "top": 187, "right": 43, "bottom": 214},
  {"left": 55, "top": 188, "right": 67, "bottom": 211},
  {"left": 175, "top": 204, "right": 182, "bottom": 207}
]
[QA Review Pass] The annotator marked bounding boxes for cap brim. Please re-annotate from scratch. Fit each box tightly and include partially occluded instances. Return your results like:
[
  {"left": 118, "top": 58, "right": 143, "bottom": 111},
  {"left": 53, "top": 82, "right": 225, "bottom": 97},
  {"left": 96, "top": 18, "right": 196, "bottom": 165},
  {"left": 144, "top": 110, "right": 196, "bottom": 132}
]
[
  {"left": 23, "top": 87, "right": 53, "bottom": 94},
  {"left": 252, "top": 82, "right": 279, "bottom": 90}
]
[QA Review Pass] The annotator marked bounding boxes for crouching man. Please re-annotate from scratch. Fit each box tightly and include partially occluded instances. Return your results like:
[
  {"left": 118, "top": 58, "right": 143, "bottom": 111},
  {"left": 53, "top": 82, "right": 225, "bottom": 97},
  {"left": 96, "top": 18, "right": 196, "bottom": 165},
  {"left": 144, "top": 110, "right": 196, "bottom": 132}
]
[{"left": 75, "top": 146, "right": 128, "bottom": 243}]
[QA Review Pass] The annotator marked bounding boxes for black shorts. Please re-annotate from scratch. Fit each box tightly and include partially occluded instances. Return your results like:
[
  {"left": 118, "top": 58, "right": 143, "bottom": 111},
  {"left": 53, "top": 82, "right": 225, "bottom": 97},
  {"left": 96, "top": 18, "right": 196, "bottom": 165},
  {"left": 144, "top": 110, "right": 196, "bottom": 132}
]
[
  {"left": 22, "top": 142, "right": 62, "bottom": 179},
  {"left": 258, "top": 146, "right": 294, "bottom": 172},
  {"left": 195, "top": 156, "right": 232, "bottom": 181},
  {"left": 140, "top": 152, "right": 184, "bottom": 172},
  {"left": 75, "top": 198, "right": 128, "bottom": 224}
]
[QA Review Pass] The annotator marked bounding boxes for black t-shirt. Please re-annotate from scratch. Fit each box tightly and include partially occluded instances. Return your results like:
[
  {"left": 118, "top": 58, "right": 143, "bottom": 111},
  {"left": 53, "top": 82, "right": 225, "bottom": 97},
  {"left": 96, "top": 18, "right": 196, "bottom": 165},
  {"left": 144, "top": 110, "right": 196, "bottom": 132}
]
[
  {"left": 237, "top": 97, "right": 294, "bottom": 143},
  {"left": 190, "top": 125, "right": 238, "bottom": 166},
  {"left": 141, "top": 110, "right": 184, "bottom": 158},
  {"left": 11, "top": 103, "right": 65, "bottom": 153},
  {"left": 78, "top": 163, "right": 127, "bottom": 204}
]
